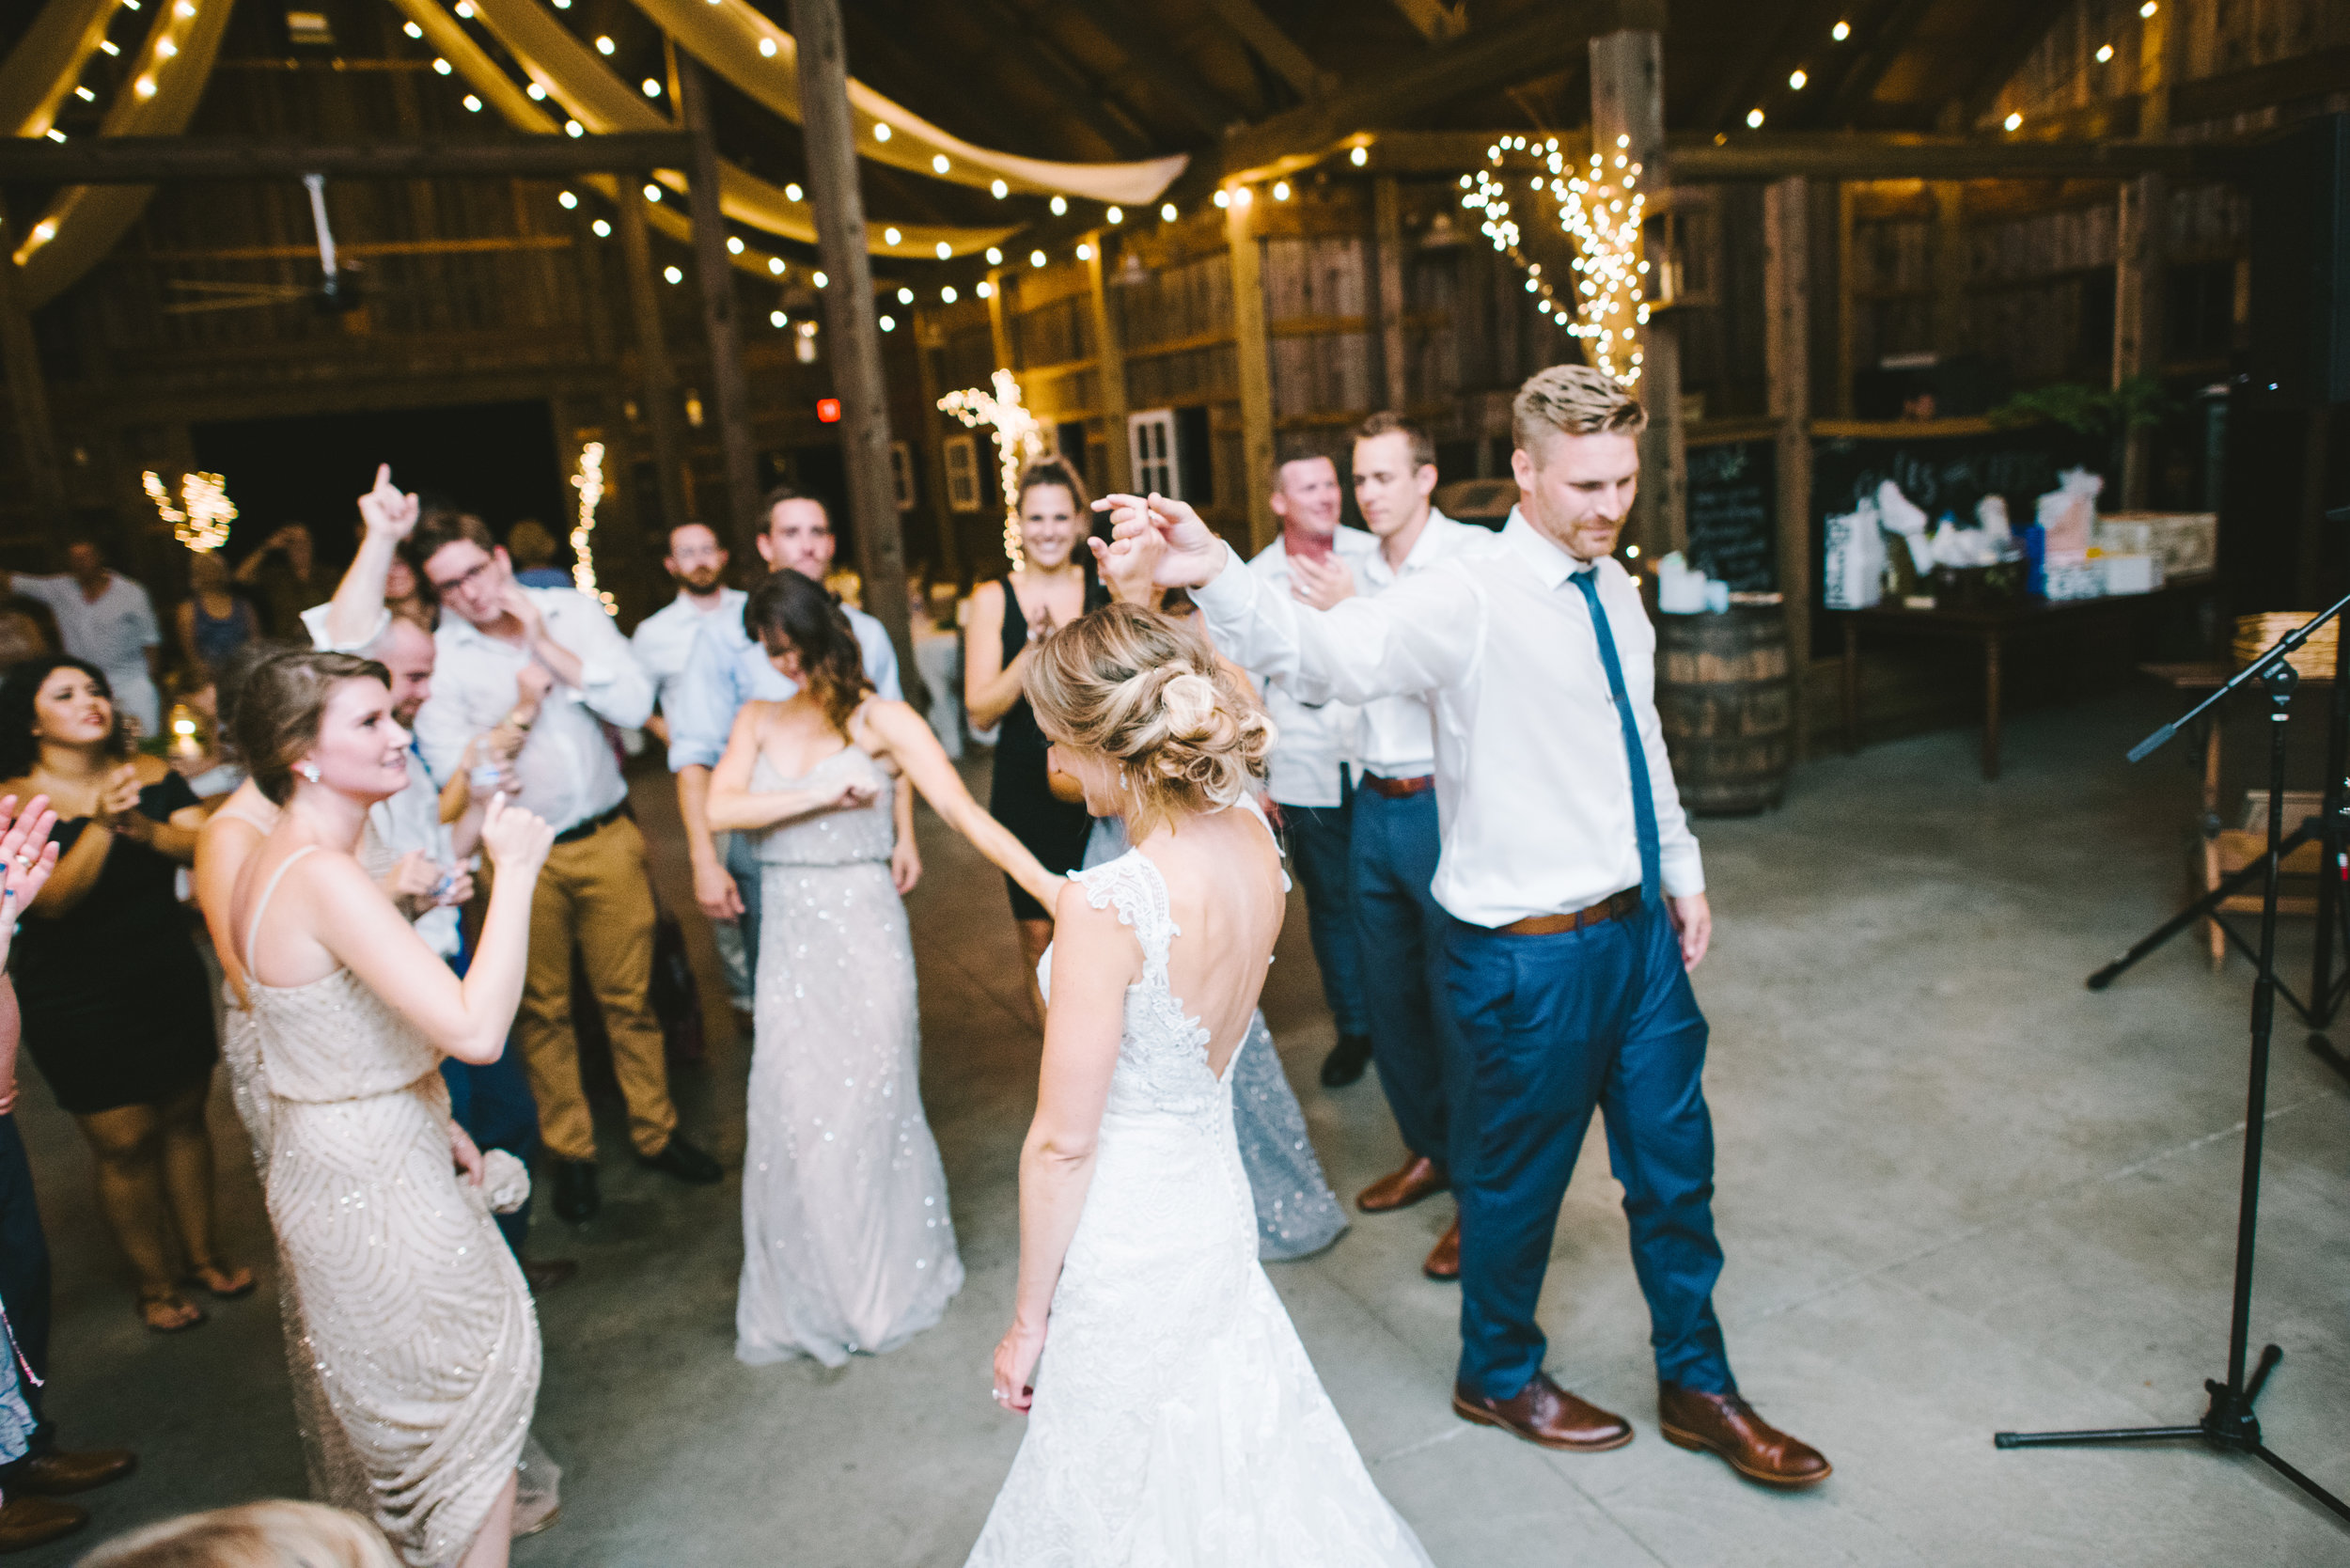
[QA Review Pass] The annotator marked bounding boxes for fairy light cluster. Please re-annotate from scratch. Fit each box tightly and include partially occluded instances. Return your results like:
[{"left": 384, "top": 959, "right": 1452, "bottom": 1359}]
[
  {"left": 569, "top": 442, "right": 615, "bottom": 615},
  {"left": 143, "top": 469, "right": 236, "bottom": 553},
  {"left": 1462, "top": 134, "right": 1650, "bottom": 385},
  {"left": 937, "top": 370, "right": 1043, "bottom": 571}
]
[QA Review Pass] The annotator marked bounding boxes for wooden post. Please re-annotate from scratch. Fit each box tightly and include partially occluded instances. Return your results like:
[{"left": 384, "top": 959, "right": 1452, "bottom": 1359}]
[
  {"left": 1372, "top": 175, "right": 1409, "bottom": 411},
  {"left": 613, "top": 190, "right": 689, "bottom": 538},
  {"left": 2115, "top": 0, "right": 2182, "bottom": 509},
  {"left": 790, "top": 0, "right": 923, "bottom": 703},
  {"left": 1591, "top": 24, "right": 1685, "bottom": 556},
  {"left": 911, "top": 320, "right": 963, "bottom": 590},
  {"left": 0, "top": 219, "right": 69, "bottom": 531},
  {"left": 985, "top": 267, "right": 1014, "bottom": 370},
  {"left": 678, "top": 55, "right": 763, "bottom": 559},
  {"left": 2113, "top": 174, "right": 2165, "bottom": 507},
  {"left": 1227, "top": 191, "right": 1278, "bottom": 556},
  {"left": 1930, "top": 181, "right": 1966, "bottom": 357},
  {"left": 1084, "top": 234, "right": 1134, "bottom": 494},
  {"left": 1835, "top": 181, "right": 1857, "bottom": 418},
  {"left": 1764, "top": 177, "right": 1813, "bottom": 759}
]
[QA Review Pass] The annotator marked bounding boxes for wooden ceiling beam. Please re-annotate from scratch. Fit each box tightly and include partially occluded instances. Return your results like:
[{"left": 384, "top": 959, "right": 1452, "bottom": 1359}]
[
  {"left": 838, "top": 4, "right": 1056, "bottom": 159},
  {"left": 1219, "top": 0, "right": 1650, "bottom": 180},
  {"left": 1060, "top": 0, "right": 1252, "bottom": 136},
  {"left": 1667, "top": 131, "right": 2227, "bottom": 183},
  {"left": 1821, "top": 0, "right": 1939, "bottom": 121},
  {"left": 1198, "top": 0, "right": 1329, "bottom": 103},
  {"left": 958, "top": 0, "right": 1158, "bottom": 160},
  {"left": 1386, "top": 0, "right": 1469, "bottom": 43},
  {"left": 0, "top": 133, "right": 697, "bottom": 182},
  {"left": 1954, "top": 0, "right": 2074, "bottom": 129}
]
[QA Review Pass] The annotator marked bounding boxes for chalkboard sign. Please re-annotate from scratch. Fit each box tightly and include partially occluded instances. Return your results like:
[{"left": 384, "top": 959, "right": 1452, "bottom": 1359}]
[
  {"left": 1685, "top": 438, "right": 1778, "bottom": 591},
  {"left": 1808, "top": 420, "right": 2108, "bottom": 654}
]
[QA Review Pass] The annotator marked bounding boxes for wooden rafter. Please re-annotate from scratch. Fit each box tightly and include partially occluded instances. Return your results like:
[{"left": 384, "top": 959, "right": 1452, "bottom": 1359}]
[
  {"left": 959, "top": 0, "right": 1157, "bottom": 160},
  {"left": 1219, "top": 0, "right": 1642, "bottom": 180},
  {"left": 1198, "top": 0, "right": 1328, "bottom": 102},
  {"left": 1821, "top": 0, "right": 1938, "bottom": 121},
  {"left": 1954, "top": 0, "right": 2074, "bottom": 129},
  {"left": 1060, "top": 0, "right": 1250, "bottom": 137},
  {"left": 1386, "top": 0, "right": 1468, "bottom": 43}
]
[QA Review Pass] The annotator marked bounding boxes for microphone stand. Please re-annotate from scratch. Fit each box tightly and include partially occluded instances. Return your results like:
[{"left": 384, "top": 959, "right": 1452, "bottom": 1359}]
[{"left": 1996, "top": 588, "right": 2350, "bottom": 1528}]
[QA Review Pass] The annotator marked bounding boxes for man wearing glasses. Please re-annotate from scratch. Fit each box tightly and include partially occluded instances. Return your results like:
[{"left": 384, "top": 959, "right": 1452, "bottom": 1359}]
[{"left": 408, "top": 511, "right": 723, "bottom": 1226}]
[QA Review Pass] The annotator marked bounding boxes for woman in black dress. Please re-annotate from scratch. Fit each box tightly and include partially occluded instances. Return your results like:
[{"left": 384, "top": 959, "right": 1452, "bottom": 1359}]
[
  {"left": 0, "top": 655, "right": 248, "bottom": 1332},
  {"left": 962, "top": 458, "right": 1105, "bottom": 1024}
]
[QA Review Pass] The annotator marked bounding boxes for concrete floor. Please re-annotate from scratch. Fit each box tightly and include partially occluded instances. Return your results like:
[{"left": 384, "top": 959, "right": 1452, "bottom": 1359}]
[{"left": 16, "top": 687, "right": 2350, "bottom": 1565}]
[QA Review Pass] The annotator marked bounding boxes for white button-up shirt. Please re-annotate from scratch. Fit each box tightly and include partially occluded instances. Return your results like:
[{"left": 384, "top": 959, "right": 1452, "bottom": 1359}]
[
  {"left": 298, "top": 607, "right": 461, "bottom": 956},
  {"left": 1198, "top": 508, "right": 1702, "bottom": 928},
  {"left": 663, "top": 596, "right": 901, "bottom": 773},
  {"left": 17, "top": 572, "right": 162, "bottom": 732},
  {"left": 1245, "top": 527, "right": 1379, "bottom": 808},
  {"left": 412, "top": 588, "right": 654, "bottom": 832},
  {"left": 630, "top": 587, "right": 746, "bottom": 716},
  {"left": 1353, "top": 508, "right": 1480, "bottom": 780}
]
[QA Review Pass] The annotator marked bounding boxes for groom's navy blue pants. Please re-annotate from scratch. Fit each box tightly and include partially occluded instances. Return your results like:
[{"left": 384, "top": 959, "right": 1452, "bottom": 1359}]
[{"left": 1447, "top": 900, "right": 1733, "bottom": 1401}]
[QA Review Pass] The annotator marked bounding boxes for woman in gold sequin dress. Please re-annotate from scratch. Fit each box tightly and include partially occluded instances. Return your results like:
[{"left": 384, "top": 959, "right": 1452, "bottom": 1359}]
[
  {"left": 707, "top": 572, "right": 1064, "bottom": 1368},
  {"left": 227, "top": 651, "right": 556, "bottom": 1568}
]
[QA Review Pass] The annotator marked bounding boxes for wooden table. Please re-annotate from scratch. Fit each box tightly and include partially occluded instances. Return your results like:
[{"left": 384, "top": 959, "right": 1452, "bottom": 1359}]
[{"left": 1837, "top": 574, "right": 2214, "bottom": 779}]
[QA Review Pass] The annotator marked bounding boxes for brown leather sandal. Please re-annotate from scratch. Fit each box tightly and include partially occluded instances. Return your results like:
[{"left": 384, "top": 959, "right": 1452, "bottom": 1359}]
[
  {"left": 136, "top": 1290, "right": 206, "bottom": 1333},
  {"left": 180, "top": 1262, "right": 257, "bottom": 1300}
]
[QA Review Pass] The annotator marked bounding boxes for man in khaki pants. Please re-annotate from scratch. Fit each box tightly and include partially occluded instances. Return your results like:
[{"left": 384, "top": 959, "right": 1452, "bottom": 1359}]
[{"left": 409, "top": 512, "right": 722, "bottom": 1224}]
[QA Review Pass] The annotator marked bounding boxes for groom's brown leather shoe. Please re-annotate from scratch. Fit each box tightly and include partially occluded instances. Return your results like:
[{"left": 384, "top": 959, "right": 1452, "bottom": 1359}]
[
  {"left": 1356, "top": 1155, "right": 1449, "bottom": 1213},
  {"left": 1452, "top": 1372, "right": 1633, "bottom": 1452},
  {"left": 1421, "top": 1218, "right": 1460, "bottom": 1279},
  {"left": 1657, "top": 1384, "right": 1832, "bottom": 1488}
]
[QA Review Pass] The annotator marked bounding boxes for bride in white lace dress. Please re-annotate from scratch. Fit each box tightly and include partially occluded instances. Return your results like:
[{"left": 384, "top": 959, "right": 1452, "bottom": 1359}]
[{"left": 967, "top": 603, "right": 1430, "bottom": 1565}]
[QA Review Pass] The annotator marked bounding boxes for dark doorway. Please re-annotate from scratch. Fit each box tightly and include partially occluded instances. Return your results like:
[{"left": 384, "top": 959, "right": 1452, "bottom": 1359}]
[{"left": 191, "top": 400, "right": 566, "bottom": 569}]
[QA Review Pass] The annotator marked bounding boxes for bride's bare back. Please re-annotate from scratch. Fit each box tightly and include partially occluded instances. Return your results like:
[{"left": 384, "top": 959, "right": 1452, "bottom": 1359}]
[{"left": 1127, "top": 802, "right": 1287, "bottom": 1080}]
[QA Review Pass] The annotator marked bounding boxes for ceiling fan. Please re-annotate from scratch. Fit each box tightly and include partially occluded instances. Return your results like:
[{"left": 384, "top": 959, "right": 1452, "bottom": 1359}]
[{"left": 162, "top": 173, "right": 367, "bottom": 315}]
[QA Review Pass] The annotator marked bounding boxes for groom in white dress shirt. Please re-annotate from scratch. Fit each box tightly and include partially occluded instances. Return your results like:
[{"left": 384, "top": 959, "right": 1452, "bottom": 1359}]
[{"left": 1102, "top": 364, "right": 1830, "bottom": 1489}]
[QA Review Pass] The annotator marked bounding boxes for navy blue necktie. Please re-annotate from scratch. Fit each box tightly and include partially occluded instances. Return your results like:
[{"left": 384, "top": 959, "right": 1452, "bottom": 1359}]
[{"left": 1569, "top": 568, "right": 1662, "bottom": 905}]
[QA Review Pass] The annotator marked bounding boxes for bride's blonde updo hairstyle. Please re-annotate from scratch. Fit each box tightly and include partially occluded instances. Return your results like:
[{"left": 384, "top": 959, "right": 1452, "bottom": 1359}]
[{"left": 1023, "top": 603, "right": 1273, "bottom": 837}]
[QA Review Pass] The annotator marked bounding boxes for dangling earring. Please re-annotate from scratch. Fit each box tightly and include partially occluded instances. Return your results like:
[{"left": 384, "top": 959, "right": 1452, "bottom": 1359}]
[{"left": 297, "top": 761, "right": 321, "bottom": 783}]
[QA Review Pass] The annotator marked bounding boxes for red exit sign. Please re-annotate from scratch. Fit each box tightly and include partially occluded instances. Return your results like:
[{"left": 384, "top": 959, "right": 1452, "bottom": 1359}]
[{"left": 816, "top": 398, "right": 841, "bottom": 423}]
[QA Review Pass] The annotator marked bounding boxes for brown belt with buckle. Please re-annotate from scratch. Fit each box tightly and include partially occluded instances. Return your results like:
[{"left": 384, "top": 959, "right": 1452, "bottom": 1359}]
[
  {"left": 1496, "top": 887, "right": 1642, "bottom": 936},
  {"left": 1359, "top": 772, "right": 1434, "bottom": 799}
]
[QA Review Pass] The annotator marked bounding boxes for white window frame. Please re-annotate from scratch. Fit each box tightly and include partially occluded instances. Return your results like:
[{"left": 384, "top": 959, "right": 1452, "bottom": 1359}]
[
  {"left": 1127, "top": 408, "right": 1179, "bottom": 499},
  {"left": 889, "top": 441, "right": 916, "bottom": 511},
  {"left": 943, "top": 433, "right": 981, "bottom": 512}
]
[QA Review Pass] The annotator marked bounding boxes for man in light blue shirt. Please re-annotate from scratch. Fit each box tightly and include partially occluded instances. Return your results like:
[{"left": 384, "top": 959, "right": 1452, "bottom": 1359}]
[{"left": 666, "top": 487, "right": 910, "bottom": 982}]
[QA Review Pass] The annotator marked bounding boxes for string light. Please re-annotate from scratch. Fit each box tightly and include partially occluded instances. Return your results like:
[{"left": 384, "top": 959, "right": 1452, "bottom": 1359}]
[
  {"left": 1161, "top": 201, "right": 1179, "bottom": 220},
  {"left": 768, "top": 256, "right": 784, "bottom": 274},
  {"left": 1351, "top": 145, "right": 1369, "bottom": 166},
  {"left": 557, "top": 190, "right": 577, "bottom": 209},
  {"left": 1832, "top": 19, "right": 1850, "bottom": 39},
  {"left": 144, "top": 471, "right": 235, "bottom": 553},
  {"left": 1106, "top": 205, "right": 1123, "bottom": 224},
  {"left": 594, "top": 35, "right": 614, "bottom": 54},
  {"left": 884, "top": 226, "right": 901, "bottom": 244},
  {"left": 985, "top": 246, "right": 1003, "bottom": 264},
  {"left": 1049, "top": 196, "right": 1068, "bottom": 215},
  {"left": 1746, "top": 107, "right": 1764, "bottom": 128},
  {"left": 935, "top": 241, "right": 951, "bottom": 259},
  {"left": 569, "top": 443, "right": 615, "bottom": 615},
  {"left": 591, "top": 218, "right": 611, "bottom": 236},
  {"left": 941, "top": 285, "right": 958, "bottom": 302},
  {"left": 1463, "top": 133, "right": 1647, "bottom": 384},
  {"left": 2004, "top": 111, "right": 2023, "bottom": 131},
  {"left": 938, "top": 370, "right": 1044, "bottom": 570},
  {"left": 1789, "top": 69, "right": 1807, "bottom": 88},
  {"left": 2096, "top": 43, "right": 2114, "bottom": 62},
  {"left": 991, "top": 179, "right": 1008, "bottom": 198}
]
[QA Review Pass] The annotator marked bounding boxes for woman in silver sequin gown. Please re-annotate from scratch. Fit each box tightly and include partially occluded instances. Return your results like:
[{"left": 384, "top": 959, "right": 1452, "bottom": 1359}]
[
  {"left": 707, "top": 573, "right": 1064, "bottom": 1368},
  {"left": 1084, "top": 816, "right": 1345, "bottom": 1260},
  {"left": 228, "top": 651, "right": 557, "bottom": 1568}
]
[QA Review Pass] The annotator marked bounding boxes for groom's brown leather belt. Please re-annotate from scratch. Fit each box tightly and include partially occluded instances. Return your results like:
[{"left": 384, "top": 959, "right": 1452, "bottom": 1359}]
[
  {"left": 1496, "top": 887, "right": 1642, "bottom": 936},
  {"left": 1359, "top": 771, "right": 1434, "bottom": 799}
]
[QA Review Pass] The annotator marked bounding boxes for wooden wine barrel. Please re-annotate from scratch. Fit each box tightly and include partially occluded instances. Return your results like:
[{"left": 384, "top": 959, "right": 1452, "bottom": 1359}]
[{"left": 1654, "top": 606, "right": 1793, "bottom": 815}]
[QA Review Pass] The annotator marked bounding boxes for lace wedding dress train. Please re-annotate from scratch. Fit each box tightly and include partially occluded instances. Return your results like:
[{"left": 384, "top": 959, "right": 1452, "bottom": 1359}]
[{"left": 965, "top": 839, "right": 1430, "bottom": 1566}]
